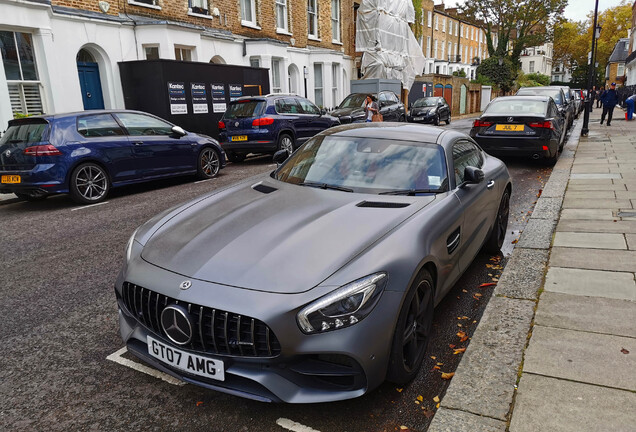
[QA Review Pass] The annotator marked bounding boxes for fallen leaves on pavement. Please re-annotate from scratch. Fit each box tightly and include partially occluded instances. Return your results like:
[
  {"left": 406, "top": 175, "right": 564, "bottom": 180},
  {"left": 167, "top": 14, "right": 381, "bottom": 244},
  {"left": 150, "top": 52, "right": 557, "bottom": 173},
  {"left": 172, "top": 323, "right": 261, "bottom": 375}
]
[
  {"left": 433, "top": 396, "right": 440, "bottom": 403},
  {"left": 479, "top": 283, "right": 497, "bottom": 288},
  {"left": 621, "top": 348, "right": 630, "bottom": 354},
  {"left": 441, "top": 372, "right": 455, "bottom": 380},
  {"left": 453, "top": 347, "right": 466, "bottom": 355}
]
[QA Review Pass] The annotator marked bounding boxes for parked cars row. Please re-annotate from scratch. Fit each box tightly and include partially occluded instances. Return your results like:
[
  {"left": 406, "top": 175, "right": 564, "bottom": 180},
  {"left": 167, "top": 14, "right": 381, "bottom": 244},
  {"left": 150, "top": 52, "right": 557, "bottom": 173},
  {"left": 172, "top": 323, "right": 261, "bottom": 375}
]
[{"left": 0, "top": 110, "right": 225, "bottom": 204}]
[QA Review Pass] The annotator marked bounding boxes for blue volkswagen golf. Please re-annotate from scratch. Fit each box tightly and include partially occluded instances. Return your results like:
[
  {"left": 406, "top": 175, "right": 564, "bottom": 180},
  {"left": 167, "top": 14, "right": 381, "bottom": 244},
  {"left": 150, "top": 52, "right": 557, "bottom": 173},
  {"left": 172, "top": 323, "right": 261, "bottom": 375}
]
[{"left": 0, "top": 110, "right": 225, "bottom": 204}]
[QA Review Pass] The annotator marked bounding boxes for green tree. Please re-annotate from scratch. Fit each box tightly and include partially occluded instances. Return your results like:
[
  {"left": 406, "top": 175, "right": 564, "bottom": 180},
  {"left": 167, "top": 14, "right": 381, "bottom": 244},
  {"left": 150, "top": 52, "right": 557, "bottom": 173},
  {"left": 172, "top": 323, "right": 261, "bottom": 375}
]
[{"left": 477, "top": 57, "right": 516, "bottom": 92}]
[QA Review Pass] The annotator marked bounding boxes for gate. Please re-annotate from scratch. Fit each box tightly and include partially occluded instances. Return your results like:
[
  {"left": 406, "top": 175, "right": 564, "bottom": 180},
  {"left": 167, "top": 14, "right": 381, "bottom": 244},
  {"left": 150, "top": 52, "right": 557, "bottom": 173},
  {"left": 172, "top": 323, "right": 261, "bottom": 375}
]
[
  {"left": 444, "top": 84, "right": 453, "bottom": 109},
  {"left": 460, "top": 84, "right": 467, "bottom": 115}
]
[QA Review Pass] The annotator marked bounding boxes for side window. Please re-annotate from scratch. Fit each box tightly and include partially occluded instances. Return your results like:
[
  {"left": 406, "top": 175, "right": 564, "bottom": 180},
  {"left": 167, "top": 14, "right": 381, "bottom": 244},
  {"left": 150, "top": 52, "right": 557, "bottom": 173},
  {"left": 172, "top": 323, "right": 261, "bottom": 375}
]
[
  {"left": 452, "top": 140, "right": 483, "bottom": 186},
  {"left": 298, "top": 98, "right": 320, "bottom": 115},
  {"left": 77, "top": 114, "right": 125, "bottom": 138},
  {"left": 275, "top": 99, "right": 288, "bottom": 114},
  {"left": 285, "top": 98, "right": 301, "bottom": 114},
  {"left": 390, "top": 92, "right": 399, "bottom": 103},
  {"left": 114, "top": 113, "right": 174, "bottom": 136},
  {"left": 379, "top": 92, "right": 388, "bottom": 105}
]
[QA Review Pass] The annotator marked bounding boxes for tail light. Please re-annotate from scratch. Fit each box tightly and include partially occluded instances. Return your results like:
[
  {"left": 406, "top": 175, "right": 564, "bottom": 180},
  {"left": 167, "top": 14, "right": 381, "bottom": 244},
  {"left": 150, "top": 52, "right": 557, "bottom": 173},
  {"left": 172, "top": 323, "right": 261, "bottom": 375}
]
[
  {"left": 218, "top": 121, "right": 226, "bottom": 130},
  {"left": 529, "top": 121, "right": 554, "bottom": 130},
  {"left": 23, "top": 144, "right": 62, "bottom": 156},
  {"left": 252, "top": 117, "right": 275, "bottom": 126},
  {"left": 473, "top": 120, "right": 493, "bottom": 127}
]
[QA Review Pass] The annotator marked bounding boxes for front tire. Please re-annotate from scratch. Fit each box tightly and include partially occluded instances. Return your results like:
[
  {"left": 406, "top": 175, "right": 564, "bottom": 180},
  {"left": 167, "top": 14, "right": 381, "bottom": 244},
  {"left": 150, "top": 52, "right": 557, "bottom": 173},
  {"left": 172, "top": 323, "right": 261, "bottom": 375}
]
[
  {"left": 387, "top": 269, "right": 434, "bottom": 385},
  {"left": 445, "top": 114, "right": 451, "bottom": 125},
  {"left": 69, "top": 162, "right": 110, "bottom": 205},
  {"left": 484, "top": 189, "right": 510, "bottom": 253},
  {"left": 197, "top": 147, "right": 221, "bottom": 179},
  {"left": 399, "top": 115, "right": 406, "bottom": 122},
  {"left": 434, "top": 114, "right": 440, "bottom": 126}
]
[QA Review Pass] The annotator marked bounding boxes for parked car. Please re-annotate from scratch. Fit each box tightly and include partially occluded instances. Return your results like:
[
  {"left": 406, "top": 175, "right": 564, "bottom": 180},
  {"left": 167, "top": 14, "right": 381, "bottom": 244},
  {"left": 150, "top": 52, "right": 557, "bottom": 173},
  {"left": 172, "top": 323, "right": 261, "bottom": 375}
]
[
  {"left": 115, "top": 122, "right": 511, "bottom": 403},
  {"left": 557, "top": 86, "right": 577, "bottom": 125},
  {"left": 0, "top": 110, "right": 225, "bottom": 204},
  {"left": 516, "top": 86, "right": 572, "bottom": 130},
  {"left": 330, "top": 91, "right": 406, "bottom": 123},
  {"left": 571, "top": 88, "right": 584, "bottom": 115},
  {"left": 407, "top": 97, "right": 451, "bottom": 125},
  {"left": 219, "top": 94, "right": 339, "bottom": 162},
  {"left": 470, "top": 95, "right": 565, "bottom": 165}
]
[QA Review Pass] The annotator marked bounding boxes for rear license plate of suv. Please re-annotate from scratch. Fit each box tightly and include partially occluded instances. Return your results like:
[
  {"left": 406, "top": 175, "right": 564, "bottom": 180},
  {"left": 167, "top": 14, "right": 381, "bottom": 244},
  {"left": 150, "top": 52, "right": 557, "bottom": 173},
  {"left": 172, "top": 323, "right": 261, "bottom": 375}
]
[
  {"left": 231, "top": 135, "right": 248, "bottom": 141},
  {"left": 147, "top": 335, "right": 225, "bottom": 381},
  {"left": 1, "top": 175, "right": 21, "bottom": 184}
]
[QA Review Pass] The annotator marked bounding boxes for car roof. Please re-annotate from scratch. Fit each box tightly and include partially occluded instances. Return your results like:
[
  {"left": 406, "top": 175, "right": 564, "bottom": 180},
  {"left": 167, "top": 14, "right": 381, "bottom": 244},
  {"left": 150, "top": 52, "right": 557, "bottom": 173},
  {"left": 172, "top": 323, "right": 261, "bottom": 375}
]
[
  {"left": 317, "top": 122, "right": 448, "bottom": 144},
  {"left": 492, "top": 95, "right": 552, "bottom": 102},
  {"left": 518, "top": 87, "right": 563, "bottom": 92},
  {"left": 7, "top": 109, "right": 163, "bottom": 123}
]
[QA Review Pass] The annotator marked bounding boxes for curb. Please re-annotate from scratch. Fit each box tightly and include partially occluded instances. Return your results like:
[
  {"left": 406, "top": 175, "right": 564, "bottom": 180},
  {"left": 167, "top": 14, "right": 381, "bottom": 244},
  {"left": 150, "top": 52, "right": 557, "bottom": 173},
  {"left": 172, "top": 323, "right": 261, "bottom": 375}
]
[{"left": 428, "top": 118, "right": 584, "bottom": 431}]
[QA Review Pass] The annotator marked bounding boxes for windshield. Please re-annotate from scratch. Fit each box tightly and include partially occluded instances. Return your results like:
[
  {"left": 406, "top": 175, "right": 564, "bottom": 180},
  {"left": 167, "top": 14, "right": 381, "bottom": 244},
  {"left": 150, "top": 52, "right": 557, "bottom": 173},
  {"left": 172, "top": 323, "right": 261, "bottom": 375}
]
[
  {"left": 0, "top": 121, "right": 48, "bottom": 147},
  {"left": 223, "top": 101, "right": 266, "bottom": 119},
  {"left": 274, "top": 136, "right": 448, "bottom": 194},
  {"left": 338, "top": 94, "right": 368, "bottom": 109},
  {"left": 413, "top": 98, "right": 438, "bottom": 108},
  {"left": 517, "top": 89, "right": 563, "bottom": 105},
  {"left": 485, "top": 99, "right": 547, "bottom": 116}
]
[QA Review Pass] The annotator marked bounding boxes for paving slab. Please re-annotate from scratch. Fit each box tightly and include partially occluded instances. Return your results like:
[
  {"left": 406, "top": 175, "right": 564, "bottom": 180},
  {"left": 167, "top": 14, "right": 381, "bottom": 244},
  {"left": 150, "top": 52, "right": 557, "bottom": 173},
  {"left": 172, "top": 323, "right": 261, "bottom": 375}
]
[
  {"left": 529, "top": 197, "right": 562, "bottom": 220},
  {"left": 570, "top": 173, "right": 622, "bottom": 179},
  {"left": 509, "top": 374, "right": 636, "bottom": 432},
  {"left": 523, "top": 325, "right": 636, "bottom": 391},
  {"left": 556, "top": 219, "right": 636, "bottom": 234},
  {"left": 516, "top": 219, "right": 556, "bottom": 249},
  {"left": 568, "top": 178, "right": 614, "bottom": 185},
  {"left": 627, "top": 234, "right": 636, "bottom": 250},
  {"left": 544, "top": 267, "right": 636, "bottom": 300},
  {"left": 562, "top": 197, "right": 632, "bottom": 209},
  {"left": 550, "top": 247, "right": 636, "bottom": 272},
  {"left": 564, "top": 190, "right": 615, "bottom": 199},
  {"left": 567, "top": 183, "right": 626, "bottom": 191},
  {"left": 616, "top": 190, "right": 636, "bottom": 199},
  {"left": 428, "top": 408, "right": 506, "bottom": 432},
  {"left": 552, "top": 232, "right": 626, "bottom": 249},
  {"left": 494, "top": 248, "right": 549, "bottom": 299},
  {"left": 559, "top": 208, "right": 615, "bottom": 220},
  {"left": 535, "top": 291, "right": 636, "bottom": 338},
  {"left": 440, "top": 297, "right": 535, "bottom": 421}
]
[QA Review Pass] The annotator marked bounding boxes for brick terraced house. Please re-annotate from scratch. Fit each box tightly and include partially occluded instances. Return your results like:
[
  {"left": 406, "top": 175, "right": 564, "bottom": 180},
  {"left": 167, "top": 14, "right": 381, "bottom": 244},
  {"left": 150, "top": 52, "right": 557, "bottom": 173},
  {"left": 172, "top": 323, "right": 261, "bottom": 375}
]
[{"left": 0, "top": 0, "right": 355, "bottom": 128}]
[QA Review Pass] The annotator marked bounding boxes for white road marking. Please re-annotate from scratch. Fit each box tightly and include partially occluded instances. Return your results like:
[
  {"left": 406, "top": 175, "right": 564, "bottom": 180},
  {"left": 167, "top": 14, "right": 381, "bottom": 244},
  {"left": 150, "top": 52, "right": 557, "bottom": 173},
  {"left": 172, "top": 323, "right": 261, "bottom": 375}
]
[
  {"left": 70, "top": 201, "right": 109, "bottom": 211},
  {"left": 276, "top": 418, "right": 322, "bottom": 432},
  {"left": 106, "top": 346, "right": 185, "bottom": 386},
  {"left": 194, "top": 179, "right": 214, "bottom": 184}
]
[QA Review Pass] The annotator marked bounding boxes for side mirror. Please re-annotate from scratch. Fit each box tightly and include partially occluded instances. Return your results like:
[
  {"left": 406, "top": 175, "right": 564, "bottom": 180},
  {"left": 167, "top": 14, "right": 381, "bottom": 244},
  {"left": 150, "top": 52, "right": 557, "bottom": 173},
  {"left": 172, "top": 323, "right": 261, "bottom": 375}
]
[
  {"left": 171, "top": 126, "right": 186, "bottom": 136},
  {"left": 273, "top": 149, "right": 289, "bottom": 164},
  {"left": 408, "top": 102, "right": 412, "bottom": 109},
  {"left": 462, "top": 166, "right": 485, "bottom": 186}
]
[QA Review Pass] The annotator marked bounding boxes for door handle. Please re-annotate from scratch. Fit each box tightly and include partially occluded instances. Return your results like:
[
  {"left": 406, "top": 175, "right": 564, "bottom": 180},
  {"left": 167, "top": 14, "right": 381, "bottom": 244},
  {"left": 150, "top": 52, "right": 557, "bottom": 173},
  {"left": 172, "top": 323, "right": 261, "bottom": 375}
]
[
  {"left": 133, "top": 141, "right": 144, "bottom": 146},
  {"left": 447, "top": 227, "right": 461, "bottom": 254},
  {"left": 487, "top": 180, "right": 495, "bottom": 189}
]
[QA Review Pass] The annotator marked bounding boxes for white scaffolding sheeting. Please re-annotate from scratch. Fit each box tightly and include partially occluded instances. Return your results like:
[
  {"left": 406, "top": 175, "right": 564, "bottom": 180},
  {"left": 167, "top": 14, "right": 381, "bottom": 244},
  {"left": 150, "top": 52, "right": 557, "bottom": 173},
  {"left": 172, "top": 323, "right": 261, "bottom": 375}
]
[{"left": 355, "top": 0, "right": 425, "bottom": 90}]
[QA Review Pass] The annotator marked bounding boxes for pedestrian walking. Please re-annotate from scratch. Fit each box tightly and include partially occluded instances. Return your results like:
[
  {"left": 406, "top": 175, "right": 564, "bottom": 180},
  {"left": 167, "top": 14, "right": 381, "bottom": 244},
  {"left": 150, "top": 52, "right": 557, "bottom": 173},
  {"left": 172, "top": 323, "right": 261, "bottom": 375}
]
[
  {"left": 364, "top": 94, "right": 380, "bottom": 122},
  {"left": 625, "top": 94, "right": 636, "bottom": 121},
  {"left": 600, "top": 83, "right": 619, "bottom": 126},
  {"left": 596, "top": 86, "right": 604, "bottom": 108}
]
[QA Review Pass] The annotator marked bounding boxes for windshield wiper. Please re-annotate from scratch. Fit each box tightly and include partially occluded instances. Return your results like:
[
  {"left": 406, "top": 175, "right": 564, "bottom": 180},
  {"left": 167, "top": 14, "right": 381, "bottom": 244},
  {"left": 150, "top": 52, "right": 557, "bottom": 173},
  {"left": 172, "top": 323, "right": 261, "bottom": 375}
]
[
  {"left": 299, "top": 181, "right": 353, "bottom": 192},
  {"left": 379, "top": 188, "right": 442, "bottom": 196}
]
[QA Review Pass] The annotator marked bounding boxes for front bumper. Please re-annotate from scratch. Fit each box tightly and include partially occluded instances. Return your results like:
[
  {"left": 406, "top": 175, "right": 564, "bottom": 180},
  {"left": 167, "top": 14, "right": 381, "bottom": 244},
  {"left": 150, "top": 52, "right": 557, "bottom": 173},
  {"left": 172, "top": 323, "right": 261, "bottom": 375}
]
[
  {"left": 115, "top": 258, "right": 402, "bottom": 403},
  {"left": 407, "top": 113, "right": 436, "bottom": 124}
]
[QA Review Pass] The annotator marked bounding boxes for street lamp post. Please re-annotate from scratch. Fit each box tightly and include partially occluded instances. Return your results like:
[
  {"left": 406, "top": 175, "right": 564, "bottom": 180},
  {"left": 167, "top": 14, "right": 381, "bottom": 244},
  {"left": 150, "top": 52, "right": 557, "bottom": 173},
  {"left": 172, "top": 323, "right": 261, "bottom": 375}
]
[{"left": 581, "top": 0, "right": 601, "bottom": 137}]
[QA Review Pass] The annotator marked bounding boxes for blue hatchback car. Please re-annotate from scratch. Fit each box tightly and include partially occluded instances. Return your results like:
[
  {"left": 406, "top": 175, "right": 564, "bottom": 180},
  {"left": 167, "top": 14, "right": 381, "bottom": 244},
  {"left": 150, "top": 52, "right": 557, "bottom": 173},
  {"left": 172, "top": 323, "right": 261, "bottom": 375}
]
[
  {"left": 218, "top": 94, "right": 339, "bottom": 162},
  {"left": 0, "top": 110, "right": 225, "bottom": 204}
]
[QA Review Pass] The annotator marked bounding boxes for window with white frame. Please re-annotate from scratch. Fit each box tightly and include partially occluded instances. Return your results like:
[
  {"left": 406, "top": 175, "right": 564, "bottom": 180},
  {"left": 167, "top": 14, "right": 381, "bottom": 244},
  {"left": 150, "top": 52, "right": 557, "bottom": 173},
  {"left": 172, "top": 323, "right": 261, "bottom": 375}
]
[
  {"left": 448, "top": 42, "right": 452, "bottom": 60},
  {"left": 308, "top": 0, "right": 319, "bottom": 38},
  {"left": 129, "top": 0, "right": 159, "bottom": 8},
  {"left": 241, "top": 0, "right": 257, "bottom": 27},
  {"left": 441, "top": 42, "right": 445, "bottom": 60},
  {"left": 617, "top": 63, "right": 625, "bottom": 77},
  {"left": 174, "top": 46, "right": 192, "bottom": 61},
  {"left": 144, "top": 45, "right": 159, "bottom": 60},
  {"left": 435, "top": 15, "right": 438, "bottom": 30},
  {"left": 442, "top": 17, "right": 446, "bottom": 32},
  {"left": 189, "top": 0, "right": 208, "bottom": 15},
  {"left": 276, "top": 0, "right": 288, "bottom": 32},
  {"left": 314, "top": 63, "right": 323, "bottom": 106},
  {"left": 271, "top": 58, "right": 282, "bottom": 93},
  {"left": 529, "top": 61, "right": 535, "bottom": 73},
  {"left": 331, "top": 0, "right": 341, "bottom": 42},
  {"left": 455, "top": 21, "right": 458, "bottom": 36},
  {"left": 427, "top": 37, "right": 431, "bottom": 57},
  {"left": 0, "top": 31, "right": 44, "bottom": 116},
  {"left": 331, "top": 63, "right": 339, "bottom": 107},
  {"left": 434, "top": 40, "right": 438, "bottom": 59},
  {"left": 250, "top": 57, "right": 260, "bottom": 68},
  {"left": 428, "top": 11, "right": 432, "bottom": 27}
]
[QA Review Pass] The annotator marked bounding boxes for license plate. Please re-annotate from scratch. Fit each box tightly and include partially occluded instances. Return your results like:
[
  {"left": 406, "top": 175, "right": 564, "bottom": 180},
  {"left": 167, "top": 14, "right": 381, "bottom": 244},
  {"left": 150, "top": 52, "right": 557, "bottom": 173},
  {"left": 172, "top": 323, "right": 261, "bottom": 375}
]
[
  {"left": 1, "top": 175, "right": 21, "bottom": 184},
  {"left": 415, "top": 116, "right": 425, "bottom": 121},
  {"left": 495, "top": 124, "right": 524, "bottom": 132},
  {"left": 147, "top": 335, "right": 225, "bottom": 381},
  {"left": 231, "top": 135, "right": 248, "bottom": 141}
]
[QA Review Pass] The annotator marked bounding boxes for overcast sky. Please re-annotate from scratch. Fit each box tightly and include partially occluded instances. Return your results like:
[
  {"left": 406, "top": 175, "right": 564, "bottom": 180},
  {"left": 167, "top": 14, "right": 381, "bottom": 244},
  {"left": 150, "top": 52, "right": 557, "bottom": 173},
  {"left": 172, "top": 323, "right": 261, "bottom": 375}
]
[{"left": 446, "top": 0, "right": 626, "bottom": 22}]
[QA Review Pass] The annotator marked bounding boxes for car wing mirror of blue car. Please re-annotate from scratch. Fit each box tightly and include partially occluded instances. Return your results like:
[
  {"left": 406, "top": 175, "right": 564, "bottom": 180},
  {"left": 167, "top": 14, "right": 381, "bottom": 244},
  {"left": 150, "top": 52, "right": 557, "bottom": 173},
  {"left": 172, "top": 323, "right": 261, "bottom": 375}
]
[
  {"left": 171, "top": 126, "right": 186, "bottom": 137},
  {"left": 461, "top": 166, "right": 485, "bottom": 188}
]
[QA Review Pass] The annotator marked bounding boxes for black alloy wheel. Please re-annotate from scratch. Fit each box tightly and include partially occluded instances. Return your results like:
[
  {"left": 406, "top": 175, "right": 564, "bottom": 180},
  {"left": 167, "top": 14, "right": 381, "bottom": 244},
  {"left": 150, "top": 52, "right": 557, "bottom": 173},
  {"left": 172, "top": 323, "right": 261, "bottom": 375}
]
[
  {"left": 197, "top": 147, "right": 221, "bottom": 179},
  {"left": 484, "top": 189, "right": 510, "bottom": 253},
  {"left": 446, "top": 114, "right": 451, "bottom": 125},
  {"left": 69, "top": 162, "right": 110, "bottom": 204},
  {"left": 434, "top": 113, "right": 440, "bottom": 126},
  {"left": 387, "top": 269, "right": 434, "bottom": 384}
]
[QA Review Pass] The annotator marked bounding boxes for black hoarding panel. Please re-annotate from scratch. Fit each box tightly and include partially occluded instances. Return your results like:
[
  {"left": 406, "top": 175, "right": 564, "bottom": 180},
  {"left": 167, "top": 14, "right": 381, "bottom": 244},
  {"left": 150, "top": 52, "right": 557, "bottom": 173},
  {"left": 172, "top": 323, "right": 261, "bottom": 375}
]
[{"left": 118, "top": 59, "right": 270, "bottom": 139}]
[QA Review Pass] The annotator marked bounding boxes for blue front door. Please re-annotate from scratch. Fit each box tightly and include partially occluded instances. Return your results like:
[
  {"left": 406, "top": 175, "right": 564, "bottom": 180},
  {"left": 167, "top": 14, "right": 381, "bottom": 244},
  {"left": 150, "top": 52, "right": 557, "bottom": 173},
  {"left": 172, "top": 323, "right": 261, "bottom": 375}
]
[{"left": 77, "top": 62, "right": 105, "bottom": 110}]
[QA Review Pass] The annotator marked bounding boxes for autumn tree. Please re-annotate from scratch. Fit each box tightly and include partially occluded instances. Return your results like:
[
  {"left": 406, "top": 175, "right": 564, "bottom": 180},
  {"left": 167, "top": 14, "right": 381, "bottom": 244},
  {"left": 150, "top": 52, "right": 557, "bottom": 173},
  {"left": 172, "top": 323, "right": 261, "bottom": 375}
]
[{"left": 458, "top": 0, "right": 567, "bottom": 65}]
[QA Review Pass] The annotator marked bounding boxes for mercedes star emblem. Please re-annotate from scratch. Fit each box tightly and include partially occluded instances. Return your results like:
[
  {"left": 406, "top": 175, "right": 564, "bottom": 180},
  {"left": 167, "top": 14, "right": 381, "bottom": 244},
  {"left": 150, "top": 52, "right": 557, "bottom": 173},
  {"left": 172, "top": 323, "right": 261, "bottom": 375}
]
[
  {"left": 235, "top": 122, "right": 239, "bottom": 127},
  {"left": 507, "top": 117, "right": 514, "bottom": 123},
  {"left": 179, "top": 280, "right": 192, "bottom": 290},
  {"left": 160, "top": 304, "right": 193, "bottom": 345},
  {"left": 4, "top": 149, "right": 10, "bottom": 157}
]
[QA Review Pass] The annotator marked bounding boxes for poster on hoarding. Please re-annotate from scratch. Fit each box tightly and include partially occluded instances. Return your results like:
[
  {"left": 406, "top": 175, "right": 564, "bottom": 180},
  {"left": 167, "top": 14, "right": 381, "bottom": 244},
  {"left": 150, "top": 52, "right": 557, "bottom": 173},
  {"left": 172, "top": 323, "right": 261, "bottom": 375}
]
[
  {"left": 190, "top": 83, "right": 208, "bottom": 114},
  {"left": 229, "top": 84, "right": 243, "bottom": 101},
  {"left": 211, "top": 83, "right": 227, "bottom": 113},
  {"left": 168, "top": 82, "right": 187, "bottom": 115}
]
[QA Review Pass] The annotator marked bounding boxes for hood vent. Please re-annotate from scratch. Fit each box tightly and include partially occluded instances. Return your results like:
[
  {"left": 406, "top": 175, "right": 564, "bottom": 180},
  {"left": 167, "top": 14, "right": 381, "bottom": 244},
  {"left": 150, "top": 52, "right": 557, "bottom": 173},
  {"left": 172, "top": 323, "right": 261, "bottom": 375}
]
[
  {"left": 356, "top": 201, "right": 410, "bottom": 208},
  {"left": 252, "top": 183, "right": 278, "bottom": 194}
]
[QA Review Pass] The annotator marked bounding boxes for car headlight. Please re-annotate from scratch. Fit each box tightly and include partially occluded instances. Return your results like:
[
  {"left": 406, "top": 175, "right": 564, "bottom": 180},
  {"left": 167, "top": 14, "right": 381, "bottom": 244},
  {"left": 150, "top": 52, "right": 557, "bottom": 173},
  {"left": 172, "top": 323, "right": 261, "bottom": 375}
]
[
  {"left": 297, "top": 273, "right": 387, "bottom": 334},
  {"left": 125, "top": 228, "right": 140, "bottom": 262}
]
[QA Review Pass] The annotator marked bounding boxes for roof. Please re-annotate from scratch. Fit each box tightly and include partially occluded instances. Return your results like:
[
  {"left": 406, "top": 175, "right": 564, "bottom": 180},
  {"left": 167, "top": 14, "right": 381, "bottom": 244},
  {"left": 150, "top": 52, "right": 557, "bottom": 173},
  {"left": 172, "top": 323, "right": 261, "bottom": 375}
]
[
  {"left": 319, "top": 122, "right": 446, "bottom": 144},
  {"left": 608, "top": 38, "right": 630, "bottom": 64}
]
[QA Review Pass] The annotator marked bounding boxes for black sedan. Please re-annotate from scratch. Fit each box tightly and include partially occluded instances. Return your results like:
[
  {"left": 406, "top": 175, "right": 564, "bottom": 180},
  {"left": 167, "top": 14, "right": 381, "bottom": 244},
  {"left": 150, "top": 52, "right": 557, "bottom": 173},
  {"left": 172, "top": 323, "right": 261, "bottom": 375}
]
[
  {"left": 407, "top": 97, "right": 451, "bottom": 125},
  {"left": 115, "top": 123, "right": 511, "bottom": 403},
  {"left": 517, "top": 86, "right": 573, "bottom": 130},
  {"left": 469, "top": 96, "right": 566, "bottom": 165},
  {"left": 330, "top": 91, "right": 406, "bottom": 123}
]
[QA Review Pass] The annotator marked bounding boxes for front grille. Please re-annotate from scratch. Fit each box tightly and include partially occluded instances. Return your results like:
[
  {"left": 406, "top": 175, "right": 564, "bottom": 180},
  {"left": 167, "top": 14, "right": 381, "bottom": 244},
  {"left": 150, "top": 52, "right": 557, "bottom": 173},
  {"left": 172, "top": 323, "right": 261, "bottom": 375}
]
[{"left": 121, "top": 282, "right": 281, "bottom": 358}]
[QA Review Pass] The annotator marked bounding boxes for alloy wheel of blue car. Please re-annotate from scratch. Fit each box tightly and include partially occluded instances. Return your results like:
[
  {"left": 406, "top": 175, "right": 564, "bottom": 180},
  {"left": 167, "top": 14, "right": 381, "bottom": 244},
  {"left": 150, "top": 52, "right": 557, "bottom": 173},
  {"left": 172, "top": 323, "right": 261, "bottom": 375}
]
[
  {"left": 70, "top": 163, "right": 110, "bottom": 204},
  {"left": 198, "top": 148, "right": 220, "bottom": 179}
]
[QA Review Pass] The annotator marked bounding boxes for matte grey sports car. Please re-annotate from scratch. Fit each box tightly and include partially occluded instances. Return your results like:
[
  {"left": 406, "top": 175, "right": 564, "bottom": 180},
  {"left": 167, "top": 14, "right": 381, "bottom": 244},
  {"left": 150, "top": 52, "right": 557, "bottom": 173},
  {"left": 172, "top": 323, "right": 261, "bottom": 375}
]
[{"left": 115, "top": 123, "right": 511, "bottom": 403}]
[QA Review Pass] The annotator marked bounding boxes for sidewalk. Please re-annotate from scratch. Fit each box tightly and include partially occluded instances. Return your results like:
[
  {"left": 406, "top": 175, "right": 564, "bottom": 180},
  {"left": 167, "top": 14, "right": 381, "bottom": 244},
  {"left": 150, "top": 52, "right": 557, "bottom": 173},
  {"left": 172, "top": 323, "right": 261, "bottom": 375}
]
[{"left": 429, "top": 108, "right": 636, "bottom": 432}]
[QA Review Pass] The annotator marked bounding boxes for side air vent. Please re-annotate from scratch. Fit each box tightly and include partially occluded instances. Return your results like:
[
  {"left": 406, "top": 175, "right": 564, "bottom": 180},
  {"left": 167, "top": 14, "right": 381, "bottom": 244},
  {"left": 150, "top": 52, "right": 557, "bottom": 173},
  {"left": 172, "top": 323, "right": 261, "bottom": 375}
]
[
  {"left": 252, "top": 183, "right": 278, "bottom": 194},
  {"left": 356, "top": 201, "right": 410, "bottom": 208}
]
